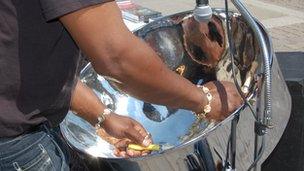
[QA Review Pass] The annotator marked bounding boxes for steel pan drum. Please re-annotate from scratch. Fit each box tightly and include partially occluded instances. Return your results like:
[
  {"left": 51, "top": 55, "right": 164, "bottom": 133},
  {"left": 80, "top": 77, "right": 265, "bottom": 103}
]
[{"left": 60, "top": 9, "right": 268, "bottom": 170}]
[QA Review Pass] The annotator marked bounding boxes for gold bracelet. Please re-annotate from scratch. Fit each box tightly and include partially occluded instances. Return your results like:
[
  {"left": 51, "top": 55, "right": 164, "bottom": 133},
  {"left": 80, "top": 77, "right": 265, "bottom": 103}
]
[
  {"left": 95, "top": 108, "right": 112, "bottom": 129},
  {"left": 196, "top": 85, "right": 213, "bottom": 118}
]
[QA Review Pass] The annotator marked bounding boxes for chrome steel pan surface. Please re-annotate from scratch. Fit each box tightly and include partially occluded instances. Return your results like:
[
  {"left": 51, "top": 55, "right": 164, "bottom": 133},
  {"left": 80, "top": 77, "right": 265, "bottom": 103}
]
[{"left": 60, "top": 9, "right": 266, "bottom": 160}]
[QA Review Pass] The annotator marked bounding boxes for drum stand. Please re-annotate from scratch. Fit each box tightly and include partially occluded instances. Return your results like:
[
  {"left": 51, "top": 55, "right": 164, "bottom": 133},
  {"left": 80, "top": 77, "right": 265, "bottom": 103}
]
[
  {"left": 220, "top": 0, "right": 273, "bottom": 170},
  {"left": 221, "top": 113, "right": 240, "bottom": 171}
]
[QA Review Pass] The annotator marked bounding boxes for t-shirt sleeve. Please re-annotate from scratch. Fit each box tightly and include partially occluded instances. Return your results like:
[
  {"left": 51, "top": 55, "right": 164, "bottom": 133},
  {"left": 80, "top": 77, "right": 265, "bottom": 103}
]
[{"left": 39, "top": 0, "right": 113, "bottom": 22}]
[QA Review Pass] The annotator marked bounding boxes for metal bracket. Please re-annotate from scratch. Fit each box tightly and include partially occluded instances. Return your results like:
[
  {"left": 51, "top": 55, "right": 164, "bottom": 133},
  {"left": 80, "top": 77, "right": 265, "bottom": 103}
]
[{"left": 254, "top": 121, "right": 268, "bottom": 136}]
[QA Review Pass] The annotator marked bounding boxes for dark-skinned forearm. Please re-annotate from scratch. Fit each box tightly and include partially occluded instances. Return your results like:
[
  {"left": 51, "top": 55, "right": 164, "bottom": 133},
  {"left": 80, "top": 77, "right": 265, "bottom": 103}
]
[
  {"left": 70, "top": 79, "right": 105, "bottom": 125},
  {"left": 61, "top": 2, "right": 206, "bottom": 113},
  {"left": 107, "top": 36, "right": 205, "bottom": 112}
]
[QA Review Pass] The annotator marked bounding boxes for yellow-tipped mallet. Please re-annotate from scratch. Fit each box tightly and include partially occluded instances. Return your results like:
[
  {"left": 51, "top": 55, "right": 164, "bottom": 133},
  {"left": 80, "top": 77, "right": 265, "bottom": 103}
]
[{"left": 128, "top": 144, "right": 160, "bottom": 151}]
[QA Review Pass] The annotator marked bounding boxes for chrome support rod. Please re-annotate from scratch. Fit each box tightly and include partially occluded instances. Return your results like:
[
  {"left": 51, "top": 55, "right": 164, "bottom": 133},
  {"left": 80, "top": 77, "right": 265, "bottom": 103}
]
[
  {"left": 230, "top": 0, "right": 272, "bottom": 170},
  {"left": 230, "top": 115, "right": 239, "bottom": 170},
  {"left": 231, "top": 0, "right": 272, "bottom": 128}
]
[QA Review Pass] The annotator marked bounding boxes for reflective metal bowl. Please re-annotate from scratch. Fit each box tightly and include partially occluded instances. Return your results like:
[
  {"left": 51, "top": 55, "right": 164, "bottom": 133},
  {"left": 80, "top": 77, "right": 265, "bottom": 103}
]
[{"left": 60, "top": 9, "right": 269, "bottom": 170}]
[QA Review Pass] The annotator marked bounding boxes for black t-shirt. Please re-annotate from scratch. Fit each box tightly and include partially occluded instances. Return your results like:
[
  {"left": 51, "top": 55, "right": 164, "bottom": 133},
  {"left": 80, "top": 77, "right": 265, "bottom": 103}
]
[{"left": 0, "top": 0, "right": 111, "bottom": 137}]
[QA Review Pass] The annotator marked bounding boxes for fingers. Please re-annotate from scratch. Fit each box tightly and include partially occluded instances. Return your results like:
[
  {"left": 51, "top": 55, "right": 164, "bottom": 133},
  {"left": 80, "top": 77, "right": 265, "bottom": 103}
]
[
  {"left": 114, "top": 139, "right": 130, "bottom": 158},
  {"left": 114, "top": 139, "right": 150, "bottom": 158},
  {"left": 143, "top": 133, "right": 152, "bottom": 147},
  {"left": 102, "top": 114, "right": 153, "bottom": 158},
  {"left": 115, "top": 122, "right": 152, "bottom": 158},
  {"left": 126, "top": 149, "right": 142, "bottom": 157},
  {"left": 125, "top": 121, "right": 152, "bottom": 147},
  {"left": 114, "top": 150, "right": 127, "bottom": 158},
  {"left": 114, "top": 139, "right": 142, "bottom": 158},
  {"left": 135, "top": 125, "right": 152, "bottom": 147},
  {"left": 125, "top": 127, "right": 150, "bottom": 147},
  {"left": 114, "top": 148, "right": 147, "bottom": 158},
  {"left": 114, "top": 139, "right": 131, "bottom": 151}
]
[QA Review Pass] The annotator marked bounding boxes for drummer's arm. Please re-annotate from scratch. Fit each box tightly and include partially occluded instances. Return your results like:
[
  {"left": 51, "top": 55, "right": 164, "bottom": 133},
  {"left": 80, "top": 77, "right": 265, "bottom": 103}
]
[
  {"left": 60, "top": 2, "right": 206, "bottom": 114},
  {"left": 70, "top": 79, "right": 153, "bottom": 151},
  {"left": 70, "top": 79, "right": 105, "bottom": 125}
]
